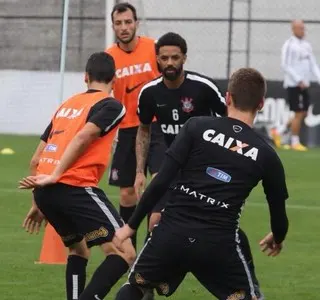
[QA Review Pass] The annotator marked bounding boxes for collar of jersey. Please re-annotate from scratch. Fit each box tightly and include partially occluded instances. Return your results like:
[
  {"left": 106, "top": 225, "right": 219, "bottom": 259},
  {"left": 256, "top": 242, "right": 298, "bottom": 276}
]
[
  {"left": 117, "top": 36, "right": 141, "bottom": 54},
  {"left": 86, "top": 89, "right": 102, "bottom": 93}
]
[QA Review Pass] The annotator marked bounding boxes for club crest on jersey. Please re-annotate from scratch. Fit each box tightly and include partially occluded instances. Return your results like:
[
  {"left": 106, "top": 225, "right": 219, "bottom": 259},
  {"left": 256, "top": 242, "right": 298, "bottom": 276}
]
[
  {"left": 181, "top": 97, "right": 194, "bottom": 113},
  {"left": 111, "top": 169, "right": 119, "bottom": 181}
]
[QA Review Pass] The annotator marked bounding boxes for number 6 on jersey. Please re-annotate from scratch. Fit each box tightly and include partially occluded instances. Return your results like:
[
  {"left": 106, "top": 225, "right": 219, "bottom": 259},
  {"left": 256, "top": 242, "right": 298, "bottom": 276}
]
[{"left": 172, "top": 109, "right": 179, "bottom": 121}]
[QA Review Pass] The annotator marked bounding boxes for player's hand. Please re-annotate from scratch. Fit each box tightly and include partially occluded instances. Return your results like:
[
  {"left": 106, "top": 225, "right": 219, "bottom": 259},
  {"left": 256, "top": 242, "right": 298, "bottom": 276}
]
[
  {"left": 298, "top": 81, "right": 307, "bottom": 90},
  {"left": 113, "top": 224, "right": 135, "bottom": 251},
  {"left": 23, "top": 205, "right": 46, "bottom": 234},
  {"left": 134, "top": 172, "right": 146, "bottom": 199},
  {"left": 19, "top": 174, "right": 58, "bottom": 189},
  {"left": 259, "top": 232, "right": 283, "bottom": 257}
]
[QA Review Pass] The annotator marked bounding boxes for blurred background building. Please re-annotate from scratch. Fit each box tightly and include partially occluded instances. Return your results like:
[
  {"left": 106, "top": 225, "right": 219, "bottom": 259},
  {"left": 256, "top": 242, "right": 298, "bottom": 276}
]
[{"left": 1, "top": 0, "right": 320, "bottom": 145}]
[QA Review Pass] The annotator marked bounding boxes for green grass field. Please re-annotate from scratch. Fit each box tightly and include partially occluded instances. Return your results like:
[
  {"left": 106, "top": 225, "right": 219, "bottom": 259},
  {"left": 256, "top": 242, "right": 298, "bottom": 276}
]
[{"left": 1, "top": 134, "right": 320, "bottom": 299}]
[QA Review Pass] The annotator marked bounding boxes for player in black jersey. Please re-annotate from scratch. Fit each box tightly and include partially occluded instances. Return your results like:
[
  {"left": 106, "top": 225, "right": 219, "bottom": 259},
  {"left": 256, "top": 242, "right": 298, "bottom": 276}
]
[
  {"left": 134, "top": 32, "right": 262, "bottom": 299},
  {"left": 114, "top": 68, "right": 289, "bottom": 300},
  {"left": 135, "top": 32, "right": 226, "bottom": 230}
]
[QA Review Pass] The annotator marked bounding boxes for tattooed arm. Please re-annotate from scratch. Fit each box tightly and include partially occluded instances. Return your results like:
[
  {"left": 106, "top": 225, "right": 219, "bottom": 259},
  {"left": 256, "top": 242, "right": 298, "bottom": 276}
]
[
  {"left": 134, "top": 123, "right": 151, "bottom": 197},
  {"left": 135, "top": 84, "right": 156, "bottom": 197},
  {"left": 136, "top": 123, "right": 151, "bottom": 173}
]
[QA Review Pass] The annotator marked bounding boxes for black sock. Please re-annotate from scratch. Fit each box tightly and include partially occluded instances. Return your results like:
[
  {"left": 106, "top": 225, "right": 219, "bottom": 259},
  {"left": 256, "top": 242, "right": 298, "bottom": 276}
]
[
  {"left": 238, "top": 228, "right": 259, "bottom": 285},
  {"left": 79, "top": 255, "right": 129, "bottom": 300},
  {"left": 120, "top": 205, "right": 137, "bottom": 249},
  {"left": 116, "top": 283, "right": 144, "bottom": 300},
  {"left": 66, "top": 255, "right": 88, "bottom": 300}
]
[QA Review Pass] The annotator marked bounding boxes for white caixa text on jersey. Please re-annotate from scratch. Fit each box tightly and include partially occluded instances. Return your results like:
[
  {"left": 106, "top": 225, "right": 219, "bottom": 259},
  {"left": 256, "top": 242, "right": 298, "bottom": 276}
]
[
  {"left": 203, "top": 129, "right": 259, "bottom": 161},
  {"left": 161, "top": 124, "right": 184, "bottom": 134}
]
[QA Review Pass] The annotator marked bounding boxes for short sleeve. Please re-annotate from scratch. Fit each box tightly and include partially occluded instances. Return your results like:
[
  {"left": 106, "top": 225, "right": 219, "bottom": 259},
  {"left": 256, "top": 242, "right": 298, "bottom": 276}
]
[
  {"left": 203, "top": 78, "right": 227, "bottom": 117},
  {"left": 137, "top": 86, "right": 156, "bottom": 125},
  {"left": 40, "top": 122, "right": 53, "bottom": 142},
  {"left": 87, "top": 98, "right": 126, "bottom": 136}
]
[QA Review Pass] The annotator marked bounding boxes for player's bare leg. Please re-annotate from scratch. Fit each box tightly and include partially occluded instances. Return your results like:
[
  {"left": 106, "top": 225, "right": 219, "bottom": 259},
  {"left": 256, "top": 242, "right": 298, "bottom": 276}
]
[
  {"left": 120, "top": 187, "right": 138, "bottom": 248},
  {"left": 79, "top": 238, "right": 135, "bottom": 300},
  {"left": 280, "top": 119, "right": 292, "bottom": 149},
  {"left": 290, "top": 111, "right": 307, "bottom": 151},
  {"left": 148, "top": 213, "right": 161, "bottom": 232},
  {"left": 270, "top": 127, "right": 282, "bottom": 148}
]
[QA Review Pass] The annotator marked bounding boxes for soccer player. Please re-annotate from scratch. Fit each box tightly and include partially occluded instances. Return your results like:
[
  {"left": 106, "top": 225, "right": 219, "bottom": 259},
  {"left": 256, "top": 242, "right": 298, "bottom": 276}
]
[
  {"left": 19, "top": 52, "right": 136, "bottom": 300},
  {"left": 105, "top": 2, "right": 166, "bottom": 248},
  {"left": 134, "top": 32, "right": 262, "bottom": 297},
  {"left": 134, "top": 32, "right": 226, "bottom": 230},
  {"left": 114, "top": 68, "right": 289, "bottom": 300},
  {"left": 277, "top": 19, "right": 320, "bottom": 150}
]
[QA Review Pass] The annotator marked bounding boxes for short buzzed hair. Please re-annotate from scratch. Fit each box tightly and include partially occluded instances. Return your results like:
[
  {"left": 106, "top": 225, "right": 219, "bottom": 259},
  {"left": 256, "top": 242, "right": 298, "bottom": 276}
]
[
  {"left": 85, "top": 52, "right": 115, "bottom": 84},
  {"left": 228, "top": 68, "right": 266, "bottom": 112}
]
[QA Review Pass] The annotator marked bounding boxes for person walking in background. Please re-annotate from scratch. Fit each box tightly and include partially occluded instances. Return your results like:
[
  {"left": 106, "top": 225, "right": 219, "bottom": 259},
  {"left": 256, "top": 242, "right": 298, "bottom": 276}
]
[{"left": 276, "top": 19, "right": 320, "bottom": 150}]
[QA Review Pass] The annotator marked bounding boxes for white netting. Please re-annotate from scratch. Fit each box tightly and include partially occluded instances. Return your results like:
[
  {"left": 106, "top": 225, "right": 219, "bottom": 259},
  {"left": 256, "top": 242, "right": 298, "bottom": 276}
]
[
  {"left": 121, "top": 0, "right": 320, "bottom": 80},
  {"left": 2, "top": 0, "right": 320, "bottom": 135},
  {"left": 2, "top": 0, "right": 320, "bottom": 77}
]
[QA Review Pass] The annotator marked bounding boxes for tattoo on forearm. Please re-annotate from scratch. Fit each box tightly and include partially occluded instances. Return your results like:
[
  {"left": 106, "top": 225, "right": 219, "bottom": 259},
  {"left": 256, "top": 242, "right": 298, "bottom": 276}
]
[{"left": 136, "top": 125, "right": 151, "bottom": 173}]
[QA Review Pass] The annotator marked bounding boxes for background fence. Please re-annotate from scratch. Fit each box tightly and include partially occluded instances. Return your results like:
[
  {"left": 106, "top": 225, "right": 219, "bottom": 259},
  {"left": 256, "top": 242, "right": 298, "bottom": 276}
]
[
  {"left": 1, "top": 0, "right": 320, "bottom": 145},
  {"left": 2, "top": 0, "right": 320, "bottom": 78}
]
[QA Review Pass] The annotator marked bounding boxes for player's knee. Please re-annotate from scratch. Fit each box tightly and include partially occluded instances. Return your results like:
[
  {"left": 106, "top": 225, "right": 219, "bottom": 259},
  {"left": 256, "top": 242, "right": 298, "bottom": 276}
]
[
  {"left": 68, "top": 240, "right": 90, "bottom": 259},
  {"left": 120, "top": 187, "right": 137, "bottom": 206},
  {"left": 101, "top": 239, "right": 136, "bottom": 265},
  {"left": 149, "top": 212, "right": 161, "bottom": 232},
  {"left": 295, "top": 111, "right": 305, "bottom": 120},
  {"left": 120, "top": 239, "right": 136, "bottom": 265},
  {"left": 111, "top": 250, "right": 136, "bottom": 267}
]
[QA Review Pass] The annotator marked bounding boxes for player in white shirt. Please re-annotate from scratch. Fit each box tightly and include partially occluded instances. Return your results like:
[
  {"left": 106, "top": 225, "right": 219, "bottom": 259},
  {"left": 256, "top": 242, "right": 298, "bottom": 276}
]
[{"left": 276, "top": 20, "right": 320, "bottom": 151}]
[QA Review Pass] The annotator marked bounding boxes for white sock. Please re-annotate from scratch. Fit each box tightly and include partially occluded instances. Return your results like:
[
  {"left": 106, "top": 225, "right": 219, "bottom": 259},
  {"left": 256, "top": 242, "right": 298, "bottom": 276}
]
[
  {"left": 291, "top": 135, "right": 300, "bottom": 145},
  {"left": 277, "top": 124, "right": 287, "bottom": 135}
]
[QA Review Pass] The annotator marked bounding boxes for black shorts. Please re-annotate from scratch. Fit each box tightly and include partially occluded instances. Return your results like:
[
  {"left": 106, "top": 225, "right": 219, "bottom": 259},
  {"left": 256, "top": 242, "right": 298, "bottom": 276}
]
[
  {"left": 109, "top": 122, "right": 166, "bottom": 188},
  {"left": 128, "top": 225, "right": 258, "bottom": 299},
  {"left": 33, "top": 183, "right": 123, "bottom": 248},
  {"left": 287, "top": 87, "right": 310, "bottom": 112}
]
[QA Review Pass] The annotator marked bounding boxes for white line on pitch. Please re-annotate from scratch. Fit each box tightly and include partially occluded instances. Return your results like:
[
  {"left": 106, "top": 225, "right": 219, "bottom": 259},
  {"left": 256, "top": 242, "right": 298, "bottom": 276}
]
[{"left": 2, "top": 188, "right": 319, "bottom": 211}]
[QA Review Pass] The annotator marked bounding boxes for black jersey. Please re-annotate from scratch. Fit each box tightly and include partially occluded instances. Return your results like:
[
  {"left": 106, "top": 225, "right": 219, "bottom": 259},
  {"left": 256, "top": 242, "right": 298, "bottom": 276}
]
[
  {"left": 129, "top": 116, "right": 289, "bottom": 242},
  {"left": 137, "top": 71, "right": 226, "bottom": 146},
  {"left": 162, "top": 117, "right": 288, "bottom": 237}
]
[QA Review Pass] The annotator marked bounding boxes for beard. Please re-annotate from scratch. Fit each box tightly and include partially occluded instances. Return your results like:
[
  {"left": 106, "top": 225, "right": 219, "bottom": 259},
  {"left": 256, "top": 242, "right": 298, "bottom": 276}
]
[
  {"left": 163, "top": 65, "right": 183, "bottom": 81},
  {"left": 117, "top": 29, "right": 136, "bottom": 44}
]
